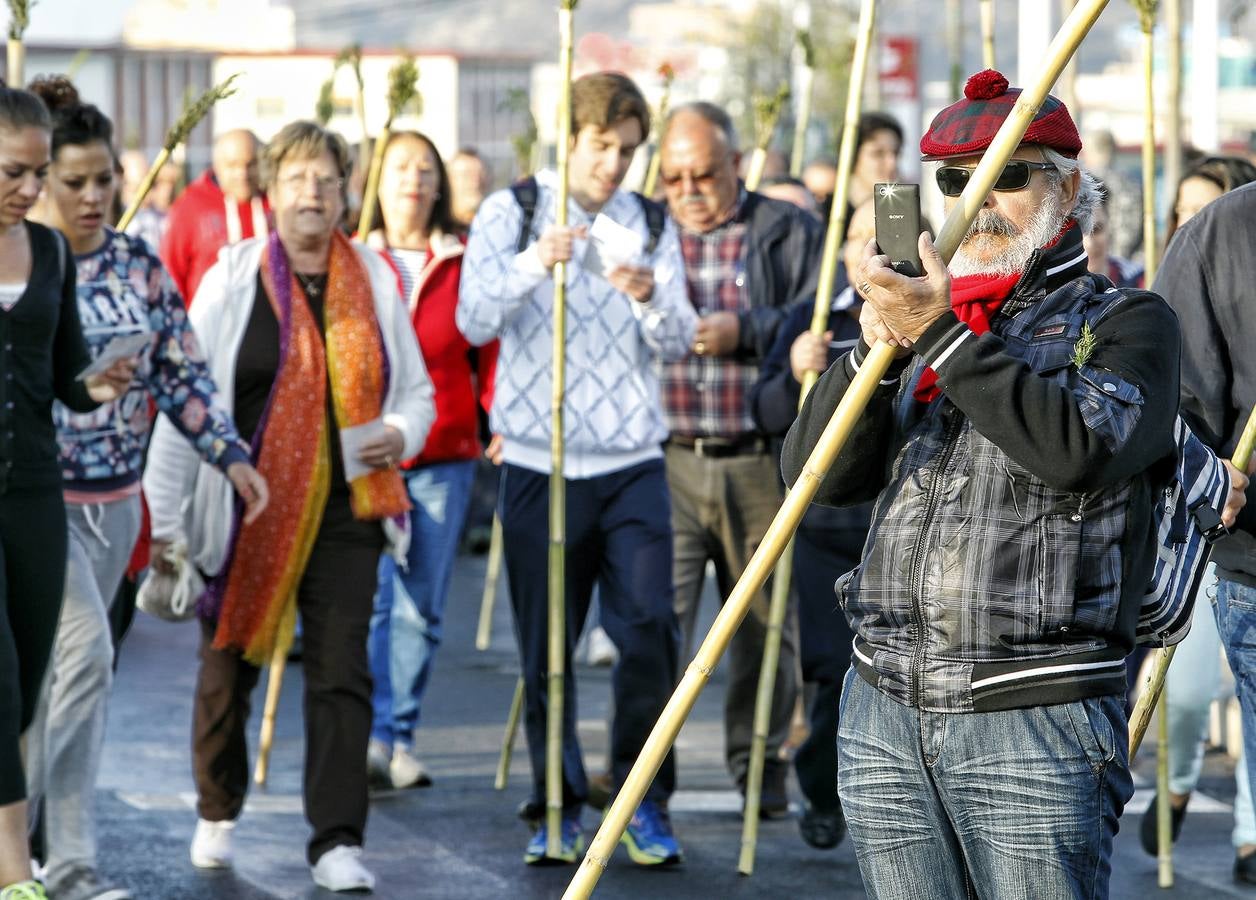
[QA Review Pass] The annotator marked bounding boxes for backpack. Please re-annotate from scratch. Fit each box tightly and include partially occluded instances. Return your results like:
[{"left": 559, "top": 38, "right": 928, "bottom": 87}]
[
  {"left": 509, "top": 175, "right": 666, "bottom": 256},
  {"left": 1136, "top": 415, "right": 1232, "bottom": 646},
  {"left": 1078, "top": 275, "right": 1232, "bottom": 646}
]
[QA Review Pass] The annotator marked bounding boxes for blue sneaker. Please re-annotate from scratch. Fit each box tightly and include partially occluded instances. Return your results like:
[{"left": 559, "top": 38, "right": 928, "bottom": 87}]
[
  {"left": 524, "top": 813, "right": 583, "bottom": 866},
  {"left": 620, "top": 800, "right": 683, "bottom": 866}
]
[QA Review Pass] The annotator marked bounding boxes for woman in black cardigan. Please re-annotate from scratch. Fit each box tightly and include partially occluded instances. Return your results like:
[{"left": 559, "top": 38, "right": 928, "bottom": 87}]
[{"left": 0, "top": 83, "right": 133, "bottom": 900}]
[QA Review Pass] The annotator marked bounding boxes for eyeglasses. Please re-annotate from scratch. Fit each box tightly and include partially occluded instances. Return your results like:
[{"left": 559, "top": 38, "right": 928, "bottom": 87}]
[
  {"left": 934, "top": 160, "right": 1056, "bottom": 197},
  {"left": 278, "top": 172, "right": 344, "bottom": 193}
]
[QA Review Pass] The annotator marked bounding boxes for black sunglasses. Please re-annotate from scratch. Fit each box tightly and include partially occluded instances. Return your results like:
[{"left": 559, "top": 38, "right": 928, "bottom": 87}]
[{"left": 935, "top": 160, "right": 1056, "bottom": 197}]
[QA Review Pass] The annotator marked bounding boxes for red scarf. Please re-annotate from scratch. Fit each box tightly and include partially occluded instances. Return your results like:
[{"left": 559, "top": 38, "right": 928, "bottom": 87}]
[{"left": 912, "top": 270, "right": 1021, "bottom": 402}]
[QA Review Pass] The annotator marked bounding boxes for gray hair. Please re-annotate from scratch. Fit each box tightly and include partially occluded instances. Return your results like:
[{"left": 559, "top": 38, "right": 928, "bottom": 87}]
[
  {"left": 662, "top": 102, "right": 739, "bottom": 153},
  {"left": 1041, "top": 147, "right": 1101, "bottom": 234}
]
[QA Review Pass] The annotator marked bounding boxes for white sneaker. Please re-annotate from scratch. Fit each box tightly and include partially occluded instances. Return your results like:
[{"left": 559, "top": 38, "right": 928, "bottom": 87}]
[
  {"left": 190, "top": 818, "right": 235, "bottom": 869},
  {"left": 585, "top": 626, "right": 618, "bottom": 667},
  {"left": 311, "top": 845, "right": 376, "bottom": 893},
  {"left": 389, "top": 744, "right": 432, "bottom": 789}
]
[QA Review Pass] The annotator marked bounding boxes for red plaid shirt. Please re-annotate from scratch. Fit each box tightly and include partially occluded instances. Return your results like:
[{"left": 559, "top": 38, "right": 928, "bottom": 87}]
[{"left": 661, "top": 199, "right": 758, "bottom": 438}]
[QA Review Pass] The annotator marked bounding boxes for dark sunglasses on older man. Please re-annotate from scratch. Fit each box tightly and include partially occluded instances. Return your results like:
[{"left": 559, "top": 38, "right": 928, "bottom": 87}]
[{"left": 935, "top": 160, "right": 1056, "bottom": 197}]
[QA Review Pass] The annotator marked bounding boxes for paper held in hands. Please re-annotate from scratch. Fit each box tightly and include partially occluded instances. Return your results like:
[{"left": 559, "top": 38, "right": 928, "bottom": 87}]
[
  {"left": 583, "top": 213, "right": 644, "bottom": 279},
  {"left": 340, "top": 417, "right": 389, "bottom": 483},
  {"left": 75, "top": 332, "right": 151, "bottom": 381}
]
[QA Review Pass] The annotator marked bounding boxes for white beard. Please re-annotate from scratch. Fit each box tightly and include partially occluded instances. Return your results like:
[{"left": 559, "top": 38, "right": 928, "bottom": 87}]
[{"left": 948, "top": 200, "right": 1068, "bottom": 278}]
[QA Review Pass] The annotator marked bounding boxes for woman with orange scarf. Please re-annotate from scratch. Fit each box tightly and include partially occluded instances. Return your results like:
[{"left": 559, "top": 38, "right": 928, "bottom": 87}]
[{"left": 142, "top": 121, "right": 435, "bottom": 895}]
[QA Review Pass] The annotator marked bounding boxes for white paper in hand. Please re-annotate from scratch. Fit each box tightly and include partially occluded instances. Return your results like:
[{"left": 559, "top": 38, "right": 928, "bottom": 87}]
[
  {"left": 583, "top": 213, "right": 644, "bottom": 280},
  {"left": 340, "top": 417, "right": 389, "bottom": 483},
  {"left": 75, "top": 331, "right": 151, "bottom": 381}
]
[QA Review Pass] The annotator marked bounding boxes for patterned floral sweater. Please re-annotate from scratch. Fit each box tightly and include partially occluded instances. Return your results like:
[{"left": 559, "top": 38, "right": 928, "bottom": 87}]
[{"left": 55, "top": 228, "right": 249, "bottom": 496}]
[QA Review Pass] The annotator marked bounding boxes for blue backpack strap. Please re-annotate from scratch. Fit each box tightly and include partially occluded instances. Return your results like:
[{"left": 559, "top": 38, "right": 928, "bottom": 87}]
[
  {"left": 631, "top": 192, "right": 666, "bottom": 256},
  {"left": 509, "top": 176, "right": 540, "bottom": 255}
]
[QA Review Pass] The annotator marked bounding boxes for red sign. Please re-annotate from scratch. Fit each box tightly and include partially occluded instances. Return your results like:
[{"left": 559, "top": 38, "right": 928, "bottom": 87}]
[{"left": 880, "top": 36, "right": 919, "bottom": 102}]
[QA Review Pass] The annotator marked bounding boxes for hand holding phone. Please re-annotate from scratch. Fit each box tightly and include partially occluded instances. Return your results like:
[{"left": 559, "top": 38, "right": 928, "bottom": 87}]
[{"left": 873, "top": 183, "right": 923, "bottom": 277}]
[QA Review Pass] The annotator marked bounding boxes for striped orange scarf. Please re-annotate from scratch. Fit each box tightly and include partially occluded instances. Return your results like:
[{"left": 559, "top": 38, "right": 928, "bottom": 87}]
[{"left": 210, "top": 231, "right": 410, "bottom": 664}]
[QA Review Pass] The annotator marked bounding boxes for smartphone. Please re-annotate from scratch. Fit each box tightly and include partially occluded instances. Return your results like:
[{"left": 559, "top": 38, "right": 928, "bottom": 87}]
[{"left": 873, "top": 183, "right": 923, "bottom": 277}]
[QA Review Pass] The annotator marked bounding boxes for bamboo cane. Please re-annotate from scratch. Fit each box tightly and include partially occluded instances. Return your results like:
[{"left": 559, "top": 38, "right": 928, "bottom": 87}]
[
  {"left": 737, "top": 0, "right": 877, "bottom": 877},
  {"left": 947, "top": 0, "right": 963, "bottom": 100},
  {"left": 1156, "top": 689, "right": 1173, "bottom": 886},
  {"left": 640, "top": 62, "right": 675, "bottom": 199},
  {"left": 980, "top": 0, "right": 996, "bottom": 70},
  {"left": 789, "top": 30, "right": 816, "bottom": 179},
  {"left": 545, "top": 0, "right": 579, "bottom": 860},
  {"left": 495, "top": 676, "right": 526, "bottom": 790},
  {"left": 744, "top": 84, "right": 790, "bottom": 193},
  {"left": 1136, "top": 0, "right": 1160, "bottom": 284},
  {"left": 6, "top": 0, "right": 30, "bottom": 86},
  {"left": 117, "top": 75, "right": 240, "bottom": 233},
  {"left": 1164, "top": 0, "right": 1183, "bottom": 200},
  {"left": 476, "top": 514, "right": 505, "bottom": 651},
  {"left": 252, "top": 641, "right": 287, "bottom": 786},
  {"left": 1130, "top": 405, "right": 1256, "bottom": 759},
  {"left": 565, "top": 4, "right": 1113, "bottom": 894},
  {"left": 357, "top": 55, "right": 420, "bottom": 238},
  {"left": 335, "top": 45, "right": 371, "bottom": 184}
]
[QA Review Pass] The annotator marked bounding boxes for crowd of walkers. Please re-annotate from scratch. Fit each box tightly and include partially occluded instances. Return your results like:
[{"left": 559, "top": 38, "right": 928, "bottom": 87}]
[{"left": 0, "top": 59, "right": 1254, "bottom": 900}]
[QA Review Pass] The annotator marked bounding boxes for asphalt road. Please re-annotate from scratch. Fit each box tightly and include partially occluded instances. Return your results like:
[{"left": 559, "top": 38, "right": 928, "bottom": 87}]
[{"left": 92, "top": 549, "right": 1255, "bottom": 899}]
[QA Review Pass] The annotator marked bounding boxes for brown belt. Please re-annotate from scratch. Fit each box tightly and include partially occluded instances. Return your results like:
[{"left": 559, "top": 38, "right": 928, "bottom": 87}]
[{"left": 666, "top": 434, "right": 771, "bottom": 459}]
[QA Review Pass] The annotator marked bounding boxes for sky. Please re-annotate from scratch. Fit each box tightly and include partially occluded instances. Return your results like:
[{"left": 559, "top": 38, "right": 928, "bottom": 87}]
[{"left": 2, "top": 0, "right": 133, "bottom": 44}]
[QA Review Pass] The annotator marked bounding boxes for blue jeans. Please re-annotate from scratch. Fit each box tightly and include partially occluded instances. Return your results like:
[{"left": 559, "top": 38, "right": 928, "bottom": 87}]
[
  {"left": 368, "top": 459, "right": 476, "bottom": 748},
  {"left": 1212, "top": 576, "right": 1256, "bottom": 831},
  {"left": 837, "top": 670, "right": 1132, "bottom": 899}
]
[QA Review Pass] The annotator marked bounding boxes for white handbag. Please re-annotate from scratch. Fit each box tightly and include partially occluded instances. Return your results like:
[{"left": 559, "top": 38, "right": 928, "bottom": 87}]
[{"left": 135, "top": 542, "right": 205, "bottom": 623}]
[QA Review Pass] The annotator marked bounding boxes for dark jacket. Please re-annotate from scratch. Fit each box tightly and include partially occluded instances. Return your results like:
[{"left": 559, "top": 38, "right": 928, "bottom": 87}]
[
  {"left": 750, "top": 269, "right": 873, "bottom": 540},
  {"left": 781, "top": 225, "right": 1180, "bottom": 713},
  {"left": 0, "top": 222, "right": 96, "bottom": 495},
  {"left": 734, "top": 191, "right": 825, "bottom": 361},
  {"left": 1153, "top": 183, "right": 1256, "bottom": 584}
]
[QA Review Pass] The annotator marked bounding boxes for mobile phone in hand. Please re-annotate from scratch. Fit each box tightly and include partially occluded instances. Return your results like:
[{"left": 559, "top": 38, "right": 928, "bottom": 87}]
[{"left": 873, "top": 183, "right": 923, "bottom": 277}]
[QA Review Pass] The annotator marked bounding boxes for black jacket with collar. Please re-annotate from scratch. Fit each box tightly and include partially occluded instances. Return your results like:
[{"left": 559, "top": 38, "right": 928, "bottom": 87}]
[
  {"left": 730, "top": 190, "right": 825, "bottom": 361},
  {"left": 1153, "top": 183, "right": 1256, "bottom": 584},
  {"left": 781, "top": 225, "right": 1181, "bottom": 712}
]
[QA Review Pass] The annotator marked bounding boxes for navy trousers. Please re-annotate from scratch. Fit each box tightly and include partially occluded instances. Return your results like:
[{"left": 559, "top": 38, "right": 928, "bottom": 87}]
[
  {"left": 792, "top": 512, "right": 862, "bottom": 814},
  {"left": 499, "top": 459, "right": 679, "bottom": 814}
]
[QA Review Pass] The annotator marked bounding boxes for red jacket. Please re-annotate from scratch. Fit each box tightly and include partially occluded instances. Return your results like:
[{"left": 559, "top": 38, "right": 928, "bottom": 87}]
[
  {"left": 159, "top": 171, "right": 270, "bottom": 305},
  {"left": 369, "top": 231, "right": 497, "bottom": 466}
]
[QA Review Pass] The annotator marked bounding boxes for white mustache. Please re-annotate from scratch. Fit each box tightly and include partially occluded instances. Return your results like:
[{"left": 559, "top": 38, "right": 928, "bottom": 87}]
[{"left": 965, "top": 209, "right": 1019, "bottom": 239}]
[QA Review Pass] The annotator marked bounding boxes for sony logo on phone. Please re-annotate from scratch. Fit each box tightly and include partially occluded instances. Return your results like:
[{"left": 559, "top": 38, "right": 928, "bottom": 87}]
[{"left": 889, "top": 214, "right": 904, "bottom": 219}]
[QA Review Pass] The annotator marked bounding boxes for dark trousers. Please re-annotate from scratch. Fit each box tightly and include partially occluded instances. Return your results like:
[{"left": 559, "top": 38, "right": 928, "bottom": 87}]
[
  {"left": 192, "top": 500, "right": 382, "bottom": 863},
  {"left": 0, "top": 486, "right": 66, "bottom": 805},
  {"left": 792, "top": 520, "right": 860, "bottom": 814},
  {"left": 500, "top": 459, "right": 679, "bottom": 814}
]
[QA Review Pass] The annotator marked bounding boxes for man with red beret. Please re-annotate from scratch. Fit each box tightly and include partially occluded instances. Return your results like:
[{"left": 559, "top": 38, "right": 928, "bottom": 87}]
[{"left": 781, "top": 70, "right": 1187, "bottom": 897}]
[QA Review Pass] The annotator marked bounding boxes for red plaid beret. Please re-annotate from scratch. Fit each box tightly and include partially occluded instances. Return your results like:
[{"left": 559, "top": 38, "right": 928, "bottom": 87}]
[{"left": 920, "top": 69, "right": 1082, "bottom": 161}]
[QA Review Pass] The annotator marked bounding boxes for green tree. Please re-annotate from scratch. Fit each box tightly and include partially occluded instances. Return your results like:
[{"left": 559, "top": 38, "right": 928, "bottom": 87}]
[{"left": 716, "top": 0, "right": 856, "bottom": 160}]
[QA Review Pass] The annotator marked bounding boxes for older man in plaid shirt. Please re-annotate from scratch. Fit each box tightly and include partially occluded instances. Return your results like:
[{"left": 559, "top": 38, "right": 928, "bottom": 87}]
[{"left": 657, "top": 101, "right": 823, "bottom": 816}]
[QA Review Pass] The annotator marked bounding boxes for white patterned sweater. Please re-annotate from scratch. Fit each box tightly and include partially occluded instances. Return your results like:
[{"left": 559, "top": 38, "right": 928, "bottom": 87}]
[{"left": 458, "top": 169, "right": 696, "bottom": 479}]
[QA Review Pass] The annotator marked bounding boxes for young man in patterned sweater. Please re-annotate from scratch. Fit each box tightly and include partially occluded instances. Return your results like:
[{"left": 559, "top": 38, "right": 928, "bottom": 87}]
[{"left": 457, "top": 72, "right": 696, "bottom": 866}]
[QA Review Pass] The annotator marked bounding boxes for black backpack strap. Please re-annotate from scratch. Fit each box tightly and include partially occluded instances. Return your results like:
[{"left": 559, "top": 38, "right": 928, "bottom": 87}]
[
  {"left": 510, "top": 176, "right": 540, "bottom": 254},
  {"left": 631, "top": 192, "right": 666, "bottom": 256}
]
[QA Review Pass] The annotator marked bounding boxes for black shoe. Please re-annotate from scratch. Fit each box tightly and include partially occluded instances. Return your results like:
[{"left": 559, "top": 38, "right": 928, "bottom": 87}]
[
  {"left": 739, "top": 765, "right": 790, "bottom": 820},
  {"left": 585, "top": 770, "right": 613, "bottom": 812},
  {"left": 1235, "top": 850, "right": 1256, "bottom": 885},
  {"left": 1140, "top": 792, "right": 1188, "bottom": 856},
  {"left": 799, "top": 802, "right": 846, "bottom": 849},
  {"left": 517, "top": 799, "right": 543, "bottom": 829}
]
